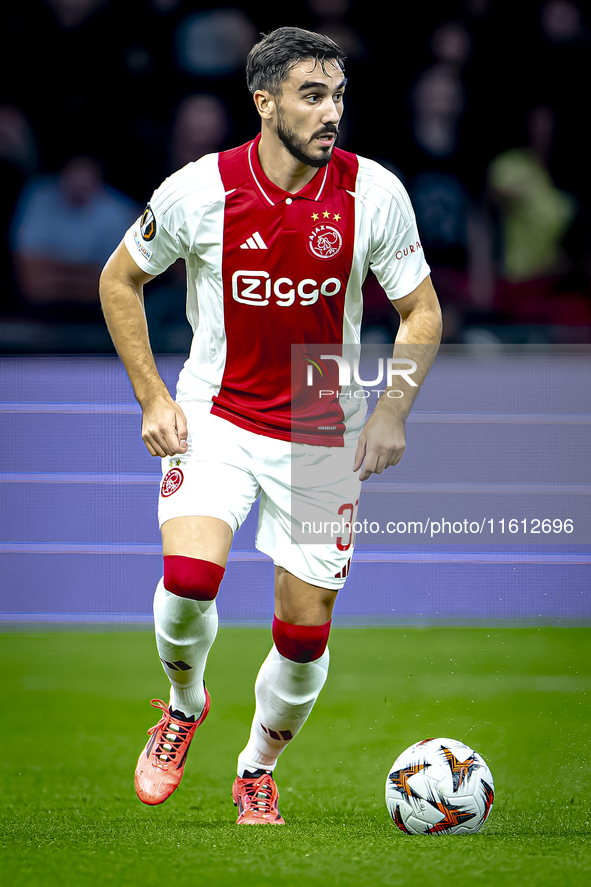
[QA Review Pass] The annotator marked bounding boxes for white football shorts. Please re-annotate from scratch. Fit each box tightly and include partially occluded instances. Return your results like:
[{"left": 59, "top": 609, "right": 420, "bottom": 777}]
[{"left": 158, "top": 401, "right": 362, "bottom": 589}]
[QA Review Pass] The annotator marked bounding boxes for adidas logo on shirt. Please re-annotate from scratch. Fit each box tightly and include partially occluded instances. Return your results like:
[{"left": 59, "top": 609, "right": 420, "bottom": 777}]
[{"left": 240, "top": 231, "right": 268, "bottom": 250}]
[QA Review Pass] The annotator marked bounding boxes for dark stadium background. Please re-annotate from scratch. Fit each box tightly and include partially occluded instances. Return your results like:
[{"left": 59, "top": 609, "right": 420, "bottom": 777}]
[{"left": 0, "top": 0, "right": 589, "bottom": 624}]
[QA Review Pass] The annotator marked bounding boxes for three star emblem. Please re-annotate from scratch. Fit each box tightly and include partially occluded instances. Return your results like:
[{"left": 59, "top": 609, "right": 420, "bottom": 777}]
[{"left": 311, "top": 212, "right": 341, "bottom": 221}]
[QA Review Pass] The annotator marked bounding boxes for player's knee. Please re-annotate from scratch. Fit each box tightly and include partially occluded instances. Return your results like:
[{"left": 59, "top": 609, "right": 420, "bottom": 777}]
[
  {"left": 163, "top": 555, "right": 224, "bottom": 601},
  {"left": 272, "top": 615, "right": 331, "bottom": 663}
]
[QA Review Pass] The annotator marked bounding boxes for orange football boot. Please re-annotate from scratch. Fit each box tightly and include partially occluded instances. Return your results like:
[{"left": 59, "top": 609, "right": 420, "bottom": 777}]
[
  {"left": 135, "top": 691, "right": 210, "bottom": 805},
  {"left": 232, "top": 770, "right": 285, "bottom": 824}
]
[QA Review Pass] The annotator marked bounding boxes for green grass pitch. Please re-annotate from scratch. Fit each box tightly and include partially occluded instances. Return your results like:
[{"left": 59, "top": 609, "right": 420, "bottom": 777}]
[{"left": 1, "top": 626, "right": 590, "bottom": 886}]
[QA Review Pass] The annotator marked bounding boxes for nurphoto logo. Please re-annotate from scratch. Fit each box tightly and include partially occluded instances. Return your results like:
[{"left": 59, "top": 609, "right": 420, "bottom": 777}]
[{"left": 305, "top": 354, "right": 418, "bottom": 393}]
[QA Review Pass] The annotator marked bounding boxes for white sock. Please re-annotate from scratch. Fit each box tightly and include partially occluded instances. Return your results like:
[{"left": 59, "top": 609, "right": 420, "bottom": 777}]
[
  {"left": 237, "top": 645, "right": 329, "bottom": 775},
  {"left": 153, "top": 578, "right": 218, "bottom": 719}
]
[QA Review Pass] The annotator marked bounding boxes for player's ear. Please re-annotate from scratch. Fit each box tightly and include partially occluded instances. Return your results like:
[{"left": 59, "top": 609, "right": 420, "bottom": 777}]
[{"left": 253, "top": 89, "right": 275, "bottom": 120}]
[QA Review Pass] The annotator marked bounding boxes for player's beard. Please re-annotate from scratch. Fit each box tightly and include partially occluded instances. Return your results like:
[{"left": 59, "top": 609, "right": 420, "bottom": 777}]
[{"left": 275, "top": 104, "right": 337, "bottom": 168}]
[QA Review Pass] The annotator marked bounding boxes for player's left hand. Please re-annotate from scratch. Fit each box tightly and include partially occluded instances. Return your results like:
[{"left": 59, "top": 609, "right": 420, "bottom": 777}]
[{"left": 353, "top": 411, "right": 406, "bottom": 481}]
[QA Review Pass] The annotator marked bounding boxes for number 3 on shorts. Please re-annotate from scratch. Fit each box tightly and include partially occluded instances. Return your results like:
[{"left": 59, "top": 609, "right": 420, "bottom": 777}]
[{"left": 336, "top": 499, "right": 359, "bottom": 551}]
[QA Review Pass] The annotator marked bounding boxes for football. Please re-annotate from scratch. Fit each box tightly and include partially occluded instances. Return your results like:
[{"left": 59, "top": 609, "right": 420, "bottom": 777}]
[{"left": 385, "top": 737, "right": 494, "bottom": 835}]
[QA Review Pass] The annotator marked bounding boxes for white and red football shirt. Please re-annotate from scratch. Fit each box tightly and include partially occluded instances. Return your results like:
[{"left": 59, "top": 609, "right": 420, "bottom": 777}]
[{"left": 124, "top": 135, "right": 430, "bottom": 444}]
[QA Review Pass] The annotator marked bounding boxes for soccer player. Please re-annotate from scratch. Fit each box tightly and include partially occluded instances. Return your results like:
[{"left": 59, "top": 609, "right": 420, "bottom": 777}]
[{"left": 99, "top": 27, "right": 442, "bottom": 824}]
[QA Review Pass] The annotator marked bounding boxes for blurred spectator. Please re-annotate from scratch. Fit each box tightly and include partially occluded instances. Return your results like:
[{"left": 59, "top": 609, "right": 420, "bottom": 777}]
[
  {"left": 430, "top": 18, "right": 472, "bottom": 67},
  {"left": 410, "top": 64, "right": 465, "bottom": 165},
  {"left": 485, "top": 103, "right": 591, "bottom": 333},
  {"left": 0, "top": 106, "right": 38, "bottom": 313},
  {"left": 366, "top": 19, "right": 478, "bottom": 339},
  {"left": 12, "top": 157, "right": 137, "bottom": 313},
  {"left": 170, "top": 94, "right": 231, "bottom": 171},
  {"left": 408, "top": 166, "right": 497, "bottom": 325},
  {"left": 404, "top": 18, "right": 472, "bottom": 176},
  {"left": 405, "top": 42, "right": 481, "bottom": 321},
  {"left": 411, "top": 172, "right": 468, "bottom": 272},
  {"left": 151, "top": 0, "right": 182, "bottom": 10},
  {"left": 141, "top": 94, "right": 232, "bottom": 352},
  {"left": 43, "top": 0, "right": 111, "bottom": 29},
  {"left": 487, "top": 117, "right": 576, "bottom": 285},
  {"left": 5, "top": 1, "right": 131, "bottom": 195},
  {"left": 0, "top": 105, "right": 38, "bottom": 174},
  {"left": 307, "top": 0, "right": 366, "bottom": 62},
  {"left": 463, "top": 0, "right": 493, "bottom": 16},
  {"left": 535, "top": 0, "right": 590, "bottom": 205},
  {"left": 176, "top": 8, "right": 257, "bottom": 77},
  {"left": 540, "top": 0, "right": 584, "bottom": 43}
]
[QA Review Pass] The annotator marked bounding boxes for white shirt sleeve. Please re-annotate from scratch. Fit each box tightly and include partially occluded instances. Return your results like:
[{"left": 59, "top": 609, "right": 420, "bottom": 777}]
[
  {"left": 364, "top": 162, "right": 431, "bottom": 300},
  {"left": 124, "top": 182, "right": 186, "bottom": 275}
]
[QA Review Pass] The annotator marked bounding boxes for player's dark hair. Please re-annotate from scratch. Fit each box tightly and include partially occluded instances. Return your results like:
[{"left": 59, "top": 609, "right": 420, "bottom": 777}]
[{"left": 246, "top": 27, "right": 346, "bottom": 96}]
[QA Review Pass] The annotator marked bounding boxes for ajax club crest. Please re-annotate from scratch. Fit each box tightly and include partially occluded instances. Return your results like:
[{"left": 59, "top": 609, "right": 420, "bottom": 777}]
[
  {"left": 161, "top": 468, "right": 184, "bottom": 497},
  {"left": 307, "top": 223, "right": 343, "bottom": 260}
]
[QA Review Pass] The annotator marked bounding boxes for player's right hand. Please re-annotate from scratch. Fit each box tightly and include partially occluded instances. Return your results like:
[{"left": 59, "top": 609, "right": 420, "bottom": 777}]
[{"left": 140, "top": 395, "right": 188, "bottom": 457}]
